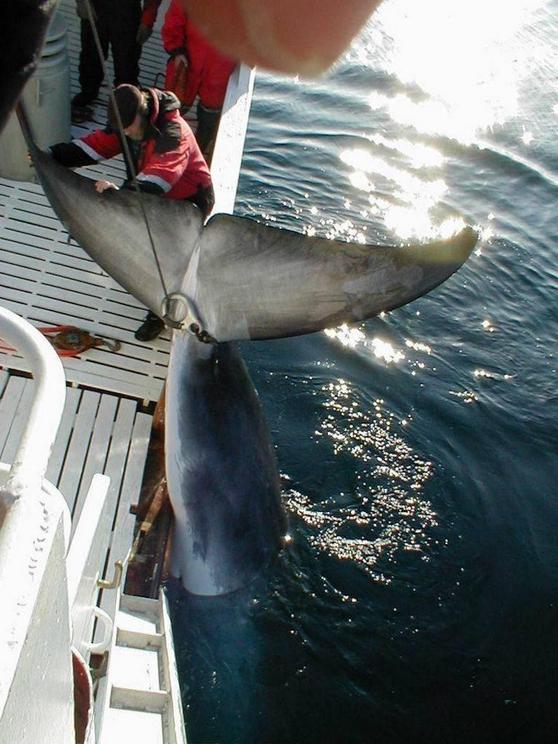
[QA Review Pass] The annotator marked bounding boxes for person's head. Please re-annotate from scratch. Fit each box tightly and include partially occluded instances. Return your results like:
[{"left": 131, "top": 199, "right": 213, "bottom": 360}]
[{"left": 107, "top": 84, "right": 147, "bottom": 140}]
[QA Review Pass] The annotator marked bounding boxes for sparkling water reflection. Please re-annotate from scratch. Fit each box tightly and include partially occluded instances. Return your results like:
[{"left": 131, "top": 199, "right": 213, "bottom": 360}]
[{"left": 287, "top": 378, "right": 436, "bottom": 585}]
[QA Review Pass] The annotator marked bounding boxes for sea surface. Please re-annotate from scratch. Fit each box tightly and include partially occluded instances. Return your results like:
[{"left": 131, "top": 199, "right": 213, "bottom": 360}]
[{"left": 169, "top": 2, "right": 558, "bottom": 742}]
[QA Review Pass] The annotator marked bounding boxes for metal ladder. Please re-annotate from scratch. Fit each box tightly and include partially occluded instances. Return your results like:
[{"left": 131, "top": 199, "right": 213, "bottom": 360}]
[{"left": 96, "top": 591, "right": 187, "bottom": 744}]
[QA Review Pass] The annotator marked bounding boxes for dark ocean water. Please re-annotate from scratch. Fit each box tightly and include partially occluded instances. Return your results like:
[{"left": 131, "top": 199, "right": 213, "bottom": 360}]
[{"left": 170, "top": 2, "right": 558, "bottom": 742}]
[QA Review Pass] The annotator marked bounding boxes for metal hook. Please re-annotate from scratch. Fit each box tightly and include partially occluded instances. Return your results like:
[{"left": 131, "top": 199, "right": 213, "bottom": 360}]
[
  {"left": 160, "top": 292, "right": 215, "bottom": 342},
  {"left": 97, "top": 559, "right": 124, "bottom": 590},
  {"left": 94, "top": 334, "right": 121, "bottom": 352},
  {"left": 160, "top": 292, "right": 197, "bottom": 329}
]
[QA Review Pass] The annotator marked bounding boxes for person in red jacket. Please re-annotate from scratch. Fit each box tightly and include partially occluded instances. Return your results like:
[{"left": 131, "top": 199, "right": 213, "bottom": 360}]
[
  {"left": 159, "top": 0, "right": 236, "bottom": 158},
  {"left": 51, "top": 84, "right": 214, "bottom": 342}
]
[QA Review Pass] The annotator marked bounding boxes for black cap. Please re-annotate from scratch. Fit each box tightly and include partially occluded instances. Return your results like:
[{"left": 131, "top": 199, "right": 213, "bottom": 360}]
[{"left": 107, "top": 84, "right": 143, "bottom": 129}]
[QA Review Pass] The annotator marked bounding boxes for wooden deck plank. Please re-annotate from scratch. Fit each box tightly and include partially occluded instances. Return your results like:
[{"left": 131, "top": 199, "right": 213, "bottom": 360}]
[
  {"left": 0, "top": 245, "right": 130, "bottom": 298},
  {"left": 57, "top": 389, "right": 101, "bottom": 512},
  {"left": 51, "top": 365, "right": 165, "bottom": 400},
  {"left": 0, "top": 234, "right": 101, "bottom": 266},
  {"left": 70, "top": 394, "right": 119, "bottom": 531},
  {"left": 46, "top": 386, "right": 82, "bottom": 484},
  {"left": 0, "top": 378, "right": 36, "bottom": 465},
  {"left": 1, "top": 270, "right": 134, "bottom": 314},
  {"left": 0, "top": 292, "right": 152, "bottom": 333},
  {"left": 5, "top": 208, "right": 62, "bottom": 234},
  {"left": 6, "top": 278, "right": 156, "bottom": 324},
  {"left": 0, "top": 376, "right": 27, "bottom": 456},
  {"left": 99, "top": 410, "right": 152, "bottom": 627},
  {"left": 103, "top": 399, "right": 139, "bottom": 526},
  {"left": 0, "top": 349, "right": 166, "bottom": 402},
  {"left": 65, "top": 350, "right": 168, "bottom": 381},
  {"left": 91, "top": 399, "right": 140, "bottom": 603},
  {"left": 0, "top": 246, "right": 121, "bottom": 287}
]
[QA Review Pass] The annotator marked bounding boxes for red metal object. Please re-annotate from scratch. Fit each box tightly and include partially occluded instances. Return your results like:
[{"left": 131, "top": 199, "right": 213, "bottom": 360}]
[{"left": 37, "top": 325, "right": 121, "bottom": 357}]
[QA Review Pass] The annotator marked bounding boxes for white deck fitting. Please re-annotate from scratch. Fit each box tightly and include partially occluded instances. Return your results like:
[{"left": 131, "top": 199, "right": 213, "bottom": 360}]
[
  {"left": 0, "top": 368, "right": 152, "bottom": 655},
  {"left": 0, "top": 0, "right": 180, "bottom": 403},
  {"left": 4, "top": 373, "right": 154, "bottom": 660},
  {"left": 97, "top": 592, "right": 187, "bottom": 744}
]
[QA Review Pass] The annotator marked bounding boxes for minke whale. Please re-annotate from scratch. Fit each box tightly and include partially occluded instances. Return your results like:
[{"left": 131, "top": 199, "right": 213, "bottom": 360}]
[
  {"left": 24, "top": 122, "right": 478, "bottom": 595},
  {"left": 166, "top": 333, "right": 287, "bottom": 595}
]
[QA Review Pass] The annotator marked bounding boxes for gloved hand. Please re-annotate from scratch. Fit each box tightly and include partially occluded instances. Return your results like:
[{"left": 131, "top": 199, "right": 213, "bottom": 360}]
[
  {"left": 76, "top": 0, "right": 96, "bottom": 21},
  {"left": 136, "top": 23, "right": 153, "bottom": 45},
  {"left": 95, "top": 180, "right": 118, "bottom": 194}
]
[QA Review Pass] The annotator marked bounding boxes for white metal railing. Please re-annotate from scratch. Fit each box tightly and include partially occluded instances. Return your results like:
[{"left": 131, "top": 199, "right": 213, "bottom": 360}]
[
  {"left": 210, "top": 62, "right": 256, "bottom": 216},
  {"left": 0, "top": 305, "right": 66, "bottom": 505},
  {"left": 0, "top": 305, "right": 122, "bottom": 743},
  {"left": 0, "top": 304, "right": 71, "bottom": 597},
  {"left": 0, "top": 307, "right": 76, "bottom": 744},
  {"left": 67, "top": 472, "right": 113, "bottom": 662}
]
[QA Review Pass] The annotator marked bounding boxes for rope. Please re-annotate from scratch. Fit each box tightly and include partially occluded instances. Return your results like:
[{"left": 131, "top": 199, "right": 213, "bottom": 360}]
[{"left": 83, "top": 0, "right": 170, "bottom": 301}]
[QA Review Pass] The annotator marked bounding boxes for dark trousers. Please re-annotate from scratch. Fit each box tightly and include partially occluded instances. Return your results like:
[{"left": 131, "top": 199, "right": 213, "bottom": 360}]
[
  {"left": 79, "top": 0, "right": 141, "bottom": 97},
  {"left": 189, "top": 184, "right": 215, "bottom": 219},
  {"left": 195, "top": 102, "right": 221, "bottom": 160}
]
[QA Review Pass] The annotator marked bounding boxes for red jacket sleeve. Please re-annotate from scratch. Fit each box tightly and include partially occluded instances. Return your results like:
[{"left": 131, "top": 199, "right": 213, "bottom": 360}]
[
  {"left": 140, "top": 0, "right": 163, "bottom": 28},
  {"left": 161, "top": 0, "right": 187, "bottom": 56},
  {"left": 75, "top": 129, "right": 122, "bottom": 162}
]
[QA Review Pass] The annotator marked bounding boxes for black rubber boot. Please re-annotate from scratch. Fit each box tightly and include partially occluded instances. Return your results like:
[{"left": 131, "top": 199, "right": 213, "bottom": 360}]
[
  {"left": 134, "top": 311, "right": 165, "bottom": 342},
  {"left": 195, "top": 102, "right": 221, "bottom": 161},
  {"left": 71, "top": 91, "right": 98, "bottom": 107},
  {"left": 71, "top": 91, "right": 97, "bottom": 123}
]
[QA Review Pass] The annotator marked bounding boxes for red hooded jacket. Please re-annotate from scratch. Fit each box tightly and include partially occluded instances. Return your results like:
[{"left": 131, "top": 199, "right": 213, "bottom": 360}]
[
  {"left": 161, "top": 0, "right": 236, "bottom": 110},
  {"left": 62, "top": 88, "right": 212, "bottom": 201}
]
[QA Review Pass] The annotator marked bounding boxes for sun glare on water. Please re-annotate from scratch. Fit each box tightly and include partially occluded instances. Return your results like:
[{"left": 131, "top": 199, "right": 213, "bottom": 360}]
[
  {"left": 338, "top": 0, "right": 544, "bottom": 242},
  {"left": 286, "top": 382, "right": 437, "bottom": 584},
  {"left": 325, "top": 325, "right": 406, "bottom": 365},
  {"left": 373, "top": 0, "right": 543, "bottom": 140}
]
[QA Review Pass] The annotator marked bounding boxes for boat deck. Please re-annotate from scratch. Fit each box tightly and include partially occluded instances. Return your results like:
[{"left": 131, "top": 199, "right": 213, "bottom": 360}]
[
  {"left": 0, "top": 0, "right": 176, "bottom": 403},
  {"left": 0, "top": 175, "right": 170, "bottom": 401},
  {"left": 0, "top": 0, "right": 252, "bottom": 573}
]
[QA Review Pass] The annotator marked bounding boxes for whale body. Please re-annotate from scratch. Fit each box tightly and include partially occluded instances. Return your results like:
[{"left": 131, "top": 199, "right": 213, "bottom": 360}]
[{"left": 166, "top": 333, "right": 287, "bottom": 595}]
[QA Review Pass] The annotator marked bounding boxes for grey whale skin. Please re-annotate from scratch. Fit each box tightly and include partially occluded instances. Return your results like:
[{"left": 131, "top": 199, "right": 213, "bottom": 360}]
[
  {"left": 26, "top": 133, "right": 477, "bottom": 595},
  {"left": 28, "top": 145, "right": 477, "bottom": 344},
  {"left": 166, "top": 333, "right": 287, "bottom": 595}
]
